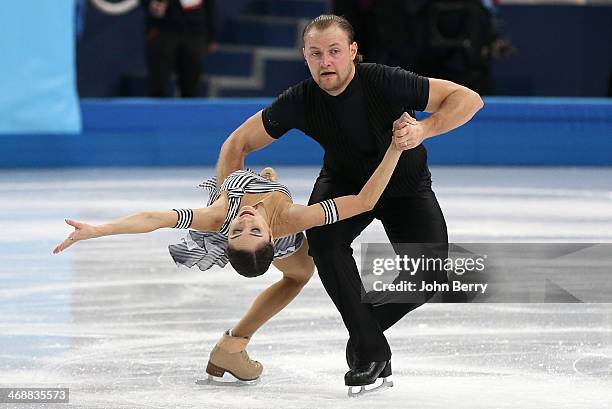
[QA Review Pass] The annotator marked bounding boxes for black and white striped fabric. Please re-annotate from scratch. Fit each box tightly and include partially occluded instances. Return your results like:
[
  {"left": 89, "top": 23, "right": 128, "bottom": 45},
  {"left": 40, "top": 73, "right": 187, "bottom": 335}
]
[
  {"left": 168, "top": 169, "right": 304, "bottom": 272},
  {"left": 169, "top": 230, "right": 230, "bottom": 270},
  {"left": 319, "top": 199, "right": 339, "bottom": 225},
  {"left": 203, "top": 169, "right": 291, "bottom": 235},
  {"left": 173, "top": 209, "right": 193, "bottom": 229}
]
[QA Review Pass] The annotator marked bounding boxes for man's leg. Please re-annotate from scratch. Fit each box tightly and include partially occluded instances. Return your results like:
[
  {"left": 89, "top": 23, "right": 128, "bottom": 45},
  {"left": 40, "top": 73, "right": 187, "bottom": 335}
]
[
  {"left": 306, "top": 172, "right": 390, "bottom": 364},
  {"left": 177, "top": 33, "right": 207, "bottom": 97},
  {"left": 146, "top": 30, "right": 176, "bottom": 97},
  {"left": 372, "top": 191, "right": 449, "bottom": 331}
]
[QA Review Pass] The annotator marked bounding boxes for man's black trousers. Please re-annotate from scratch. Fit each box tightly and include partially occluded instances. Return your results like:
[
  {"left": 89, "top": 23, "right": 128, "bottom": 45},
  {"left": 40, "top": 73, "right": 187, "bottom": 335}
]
[
  {"left": 307, "top": 170, "right": 448, "bottom": 364},
  {"left": 146, "top": 30, "right": 207, "bottom": 97}
]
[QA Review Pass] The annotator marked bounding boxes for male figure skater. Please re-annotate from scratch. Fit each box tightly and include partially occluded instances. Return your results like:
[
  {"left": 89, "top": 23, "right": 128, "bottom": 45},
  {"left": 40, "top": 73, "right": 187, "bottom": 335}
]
[{"left": 215, "top": 14, "right": 483, "bottom": 395}]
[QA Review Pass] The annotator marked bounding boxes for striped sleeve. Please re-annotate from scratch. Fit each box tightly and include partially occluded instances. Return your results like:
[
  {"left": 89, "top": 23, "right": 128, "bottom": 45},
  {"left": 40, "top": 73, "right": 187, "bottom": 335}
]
[
  {"left": 173, "top": 209, "right": 193, "bottom": 229},
  {"left": 319, "top": 199, "right": 339, "bottom": 225}
]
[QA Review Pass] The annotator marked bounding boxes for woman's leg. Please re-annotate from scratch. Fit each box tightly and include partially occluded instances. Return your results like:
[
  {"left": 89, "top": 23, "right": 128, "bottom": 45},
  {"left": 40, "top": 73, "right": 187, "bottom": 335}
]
[
  {"left": 206, "top": 242, "right": 314, "bottom": 381},
  {"left": 231, "top": 241, "right": 314, "bottom": 337}
]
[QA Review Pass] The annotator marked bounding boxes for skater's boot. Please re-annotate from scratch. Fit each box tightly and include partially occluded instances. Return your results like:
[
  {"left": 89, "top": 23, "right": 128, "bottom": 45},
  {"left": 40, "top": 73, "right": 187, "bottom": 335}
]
[
  {"left": 346, "top": 337, "right": 358, "bottom": 370},
  {"left": 345, "top": 360, "right": 393, "bottom": 397},
  {"left": 259, "top": 167, "right": 278, "bottom": 182},
  {"left": 346, "top": 338, "right": 392, "bottom": 378},
  {"left": 345, "top": 361, "right": 388, "bottom": 386},
  {"left": 204, "top": 331, "right": 263, "bottom": 384}
]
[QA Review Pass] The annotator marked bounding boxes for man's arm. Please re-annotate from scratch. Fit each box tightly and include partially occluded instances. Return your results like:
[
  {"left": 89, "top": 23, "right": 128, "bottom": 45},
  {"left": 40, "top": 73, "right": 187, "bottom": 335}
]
[
  {"left": 282, "top": 143, "right": 402, "bottom": 235},
  {"left": 422, "top": 78, "right": 484, "bottom": 136},
  {"left": 393, "top": 78, "right": 484, "bottom": 150},
  {"left": 215, "top": 110, "right": 276, "bottom": 189}
]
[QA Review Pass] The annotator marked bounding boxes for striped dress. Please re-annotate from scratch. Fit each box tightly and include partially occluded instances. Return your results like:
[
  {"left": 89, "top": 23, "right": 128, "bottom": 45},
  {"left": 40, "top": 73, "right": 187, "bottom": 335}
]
[{"left": 168, "top": 170, "right": 305, "bottom": 272}]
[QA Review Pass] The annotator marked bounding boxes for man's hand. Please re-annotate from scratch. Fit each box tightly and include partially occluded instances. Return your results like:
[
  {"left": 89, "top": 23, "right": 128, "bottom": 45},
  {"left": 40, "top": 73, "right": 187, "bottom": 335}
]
[{"left": 392, "top": 112, "right": 428, "bottom": 151}]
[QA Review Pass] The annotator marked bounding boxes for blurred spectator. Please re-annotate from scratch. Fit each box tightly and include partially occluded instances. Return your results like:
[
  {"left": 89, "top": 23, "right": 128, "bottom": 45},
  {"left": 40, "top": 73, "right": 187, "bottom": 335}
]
[
  {"left": 373, "top": 0, "right": 429, "bottom": 70},
  {"left": 416, "top": 0, "right": 493, "bottom": 93},
  {"left": 335, "top": 0, "right": 512, "bottom": 95},
  {"left": 141, "top": 0, "right": 218, "bottom": 97},
  {"left": 331, "top": 0, "right": 381, "bottom": 62},
  {"left": 417, "top": 0, "right": 513, "bottom": 94}
]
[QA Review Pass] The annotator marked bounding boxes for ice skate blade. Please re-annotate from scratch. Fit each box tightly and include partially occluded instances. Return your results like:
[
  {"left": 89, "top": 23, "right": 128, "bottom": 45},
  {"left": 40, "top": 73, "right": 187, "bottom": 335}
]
[
  {"left": 196, "top": 373, "right": 260, "bottom": 387},
  {"left": 347, "top": 376, "right": 393, "bottom": 397}
]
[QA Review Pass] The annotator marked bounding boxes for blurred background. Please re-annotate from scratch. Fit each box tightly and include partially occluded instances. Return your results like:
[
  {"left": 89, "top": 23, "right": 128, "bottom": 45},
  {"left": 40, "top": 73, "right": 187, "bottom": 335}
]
[
  {"left": 0, "top": 0, "right": 611, "bottom": 167},
  {"left": 1, "top": 4, "right": 611, "bottom": 407},
  {"left": 75, "top": 0, "right": 611, "bottom": 99}
]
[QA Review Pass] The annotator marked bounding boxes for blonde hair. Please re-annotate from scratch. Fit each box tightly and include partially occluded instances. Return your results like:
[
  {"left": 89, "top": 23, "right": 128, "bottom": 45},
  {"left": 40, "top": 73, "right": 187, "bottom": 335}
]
[{"left": 302, "top": 14, "right": 364, "bottom": 63}]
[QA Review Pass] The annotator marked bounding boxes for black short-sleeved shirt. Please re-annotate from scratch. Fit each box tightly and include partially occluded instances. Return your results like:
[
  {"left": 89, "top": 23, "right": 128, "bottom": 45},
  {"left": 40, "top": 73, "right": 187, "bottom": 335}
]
[{"left": 262, "top": 63, "right": 432, "bottom": 196}]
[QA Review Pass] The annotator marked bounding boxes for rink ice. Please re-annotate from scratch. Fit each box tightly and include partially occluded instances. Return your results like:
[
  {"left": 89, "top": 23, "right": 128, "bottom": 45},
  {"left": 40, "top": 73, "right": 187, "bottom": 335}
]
[{"left": 0, "top": 166, "right": 611, "bottom": 409}]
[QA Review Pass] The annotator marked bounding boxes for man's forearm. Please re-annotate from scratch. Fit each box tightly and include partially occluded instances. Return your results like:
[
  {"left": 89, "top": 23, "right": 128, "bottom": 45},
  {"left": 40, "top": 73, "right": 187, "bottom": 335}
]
[
  {"left": 215, "top": 138, "right": 246, "bottom": 189},
  {"left": 422, "top": 89, "right": 483, "bottom": 140},
  {"left": 214, "top": 111, "right": 275, "bottom": 189}
]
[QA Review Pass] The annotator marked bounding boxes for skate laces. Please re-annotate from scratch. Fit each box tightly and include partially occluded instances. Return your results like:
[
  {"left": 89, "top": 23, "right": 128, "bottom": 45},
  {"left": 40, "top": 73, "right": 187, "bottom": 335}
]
[{"left": 241, "top": 350, "right": 260, "bottom": 367}]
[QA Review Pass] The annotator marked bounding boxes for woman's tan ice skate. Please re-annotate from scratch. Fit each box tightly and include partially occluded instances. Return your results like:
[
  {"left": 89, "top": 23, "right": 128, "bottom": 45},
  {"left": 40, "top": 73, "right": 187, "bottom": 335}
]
[{"left": 198, "top": 331, "right": 263, "bottom": 386}]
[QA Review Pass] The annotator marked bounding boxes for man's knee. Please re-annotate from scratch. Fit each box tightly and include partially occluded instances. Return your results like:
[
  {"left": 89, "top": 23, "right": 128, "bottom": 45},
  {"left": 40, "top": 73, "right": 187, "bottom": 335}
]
[{"left": 306, "top": 228, "right": 351, "bottom": 260}]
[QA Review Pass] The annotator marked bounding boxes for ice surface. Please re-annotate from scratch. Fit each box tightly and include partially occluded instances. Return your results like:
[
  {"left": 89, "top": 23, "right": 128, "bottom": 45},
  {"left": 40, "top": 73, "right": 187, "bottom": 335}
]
[{"left": 0, "top": 167, "right": 611, "bottom": 408}]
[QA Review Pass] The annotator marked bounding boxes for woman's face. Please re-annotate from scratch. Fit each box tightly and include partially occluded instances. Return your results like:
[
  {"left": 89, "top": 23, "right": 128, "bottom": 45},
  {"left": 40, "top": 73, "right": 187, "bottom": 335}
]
[{"left": 227, "top": 205, "right": 272, "bottom": 252}]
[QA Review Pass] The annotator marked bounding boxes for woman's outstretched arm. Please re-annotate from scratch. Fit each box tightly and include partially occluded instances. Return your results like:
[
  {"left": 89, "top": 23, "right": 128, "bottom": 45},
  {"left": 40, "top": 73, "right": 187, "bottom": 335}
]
[
  {"left": 53, "top": 207, "right": 224, "bottom": 254},
  {"left": 282, "top": 143, "right": 403, "bottom": 234}
]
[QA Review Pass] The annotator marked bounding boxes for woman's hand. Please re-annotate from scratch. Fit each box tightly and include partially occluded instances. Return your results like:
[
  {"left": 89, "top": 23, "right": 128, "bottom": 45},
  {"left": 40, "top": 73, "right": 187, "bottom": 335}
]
[
  {"left": 392, "top": 112, "right": 427, "bottom": 151},
  {"left": 53, "top": 219, "right": 100, "bottom": 254}
]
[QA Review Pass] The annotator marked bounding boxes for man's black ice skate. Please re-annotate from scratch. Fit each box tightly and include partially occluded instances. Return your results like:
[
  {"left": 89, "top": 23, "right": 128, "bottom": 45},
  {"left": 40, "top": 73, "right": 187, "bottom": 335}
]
[
  {"left": 344, "top": 360, "right": 393, "bottom": 397},
  {"left": 346, "top": 338, "right": 392, "bottom": 375}
]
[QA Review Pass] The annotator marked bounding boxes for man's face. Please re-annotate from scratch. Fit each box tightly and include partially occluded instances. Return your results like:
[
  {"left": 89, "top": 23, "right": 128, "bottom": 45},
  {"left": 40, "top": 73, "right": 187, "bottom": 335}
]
[{"left": 303, "top": 25, "right": 358, "bottom": 96}]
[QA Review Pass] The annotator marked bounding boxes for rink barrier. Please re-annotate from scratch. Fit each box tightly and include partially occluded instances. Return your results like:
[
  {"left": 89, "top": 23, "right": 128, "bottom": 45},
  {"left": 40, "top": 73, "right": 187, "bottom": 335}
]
[{"left": 0, "top": 97, "right": 610, "bottom": 168}]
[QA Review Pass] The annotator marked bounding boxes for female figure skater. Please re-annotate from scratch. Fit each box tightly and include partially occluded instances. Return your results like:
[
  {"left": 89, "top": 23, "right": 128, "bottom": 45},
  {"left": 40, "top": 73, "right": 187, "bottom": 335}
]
[{"left": 53, "top": 142, "right": 402, "bottom": 384}]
